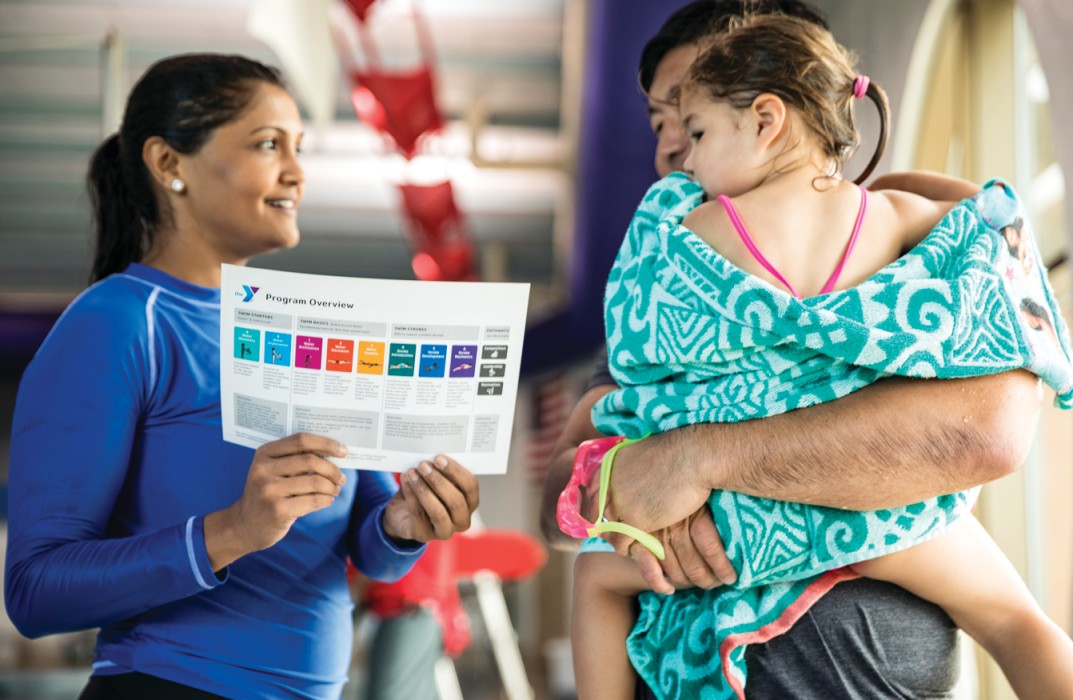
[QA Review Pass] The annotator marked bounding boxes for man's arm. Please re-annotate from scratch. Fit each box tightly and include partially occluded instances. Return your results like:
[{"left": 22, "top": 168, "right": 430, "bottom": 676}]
[
  {"left": 869, "top": 171, "right": 979, "bottom": 201},
  {"left": 870, "top": 171, "right": 980, "bottom": 251},
  {"left": 605, "top": 371, "right": 1042, "bottom": 534}
]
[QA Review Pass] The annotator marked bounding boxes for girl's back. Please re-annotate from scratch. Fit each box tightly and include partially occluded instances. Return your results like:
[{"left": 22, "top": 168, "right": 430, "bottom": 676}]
[{"left": 683, "top": 176, "right": 958, "bottom": 299}]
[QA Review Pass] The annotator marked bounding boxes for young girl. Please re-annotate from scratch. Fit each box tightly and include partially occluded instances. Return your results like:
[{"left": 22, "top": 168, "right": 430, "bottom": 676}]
[{"left": 562, "top": 15, "right": 1073, "bottom": 700}]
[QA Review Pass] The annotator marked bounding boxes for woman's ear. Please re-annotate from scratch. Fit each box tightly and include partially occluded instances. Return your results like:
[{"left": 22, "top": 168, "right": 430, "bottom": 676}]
[
  {"left": 750, "top": 93, "right": 788, "bottom": 151},
  {"left": 142, "top": 136, "right": 182, "bottom": 192}
]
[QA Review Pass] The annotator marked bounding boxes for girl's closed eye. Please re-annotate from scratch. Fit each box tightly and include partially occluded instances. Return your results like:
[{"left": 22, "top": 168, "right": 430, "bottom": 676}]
[{"left": 688, "top": 130, "right": 703, "bottom": 142}]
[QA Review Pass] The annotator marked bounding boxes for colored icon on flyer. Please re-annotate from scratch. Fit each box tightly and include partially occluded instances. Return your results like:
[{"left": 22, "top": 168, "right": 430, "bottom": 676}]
[
  {"left": 449, "top": 345, "right": 477, "bottom": 377},
  {"left": 479, "top": 363, "right": 505, "bottom": 378},
  {"left": 264, "top": 331, "right": 292, "bottom": 366},
  {"left": 358, "top": 341, "right": 386, "bottom": 375},
  {"left": 234, "top": 326, "right": 261, "bottom": 362},
  {"left": 388, "top": 343, "right": 416, "bottom": 376},
  {"left": 295, "top": 335, "right": 323, "bottom": 370},
  {"left": 419, "top": 344, "right": 447, "bottom": 378},
  {"left": 481, "top": 345, "right": 507, "bottom": 360},
  {"left": 325, "top": 338, "right": 354, "bottom": 373},
  {"left": 478, "top": 381, "right": 503, "bottom": 396}
]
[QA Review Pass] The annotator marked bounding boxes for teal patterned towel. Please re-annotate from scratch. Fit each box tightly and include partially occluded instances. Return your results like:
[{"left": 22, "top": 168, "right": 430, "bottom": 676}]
[{"left": 591, "top": 173, "right": 1073, "bottom": 699}]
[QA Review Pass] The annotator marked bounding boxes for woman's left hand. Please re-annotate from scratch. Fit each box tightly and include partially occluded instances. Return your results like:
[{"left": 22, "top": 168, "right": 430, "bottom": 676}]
[{"left": 383, "top": 454, "right": 480, "bottom": 544}]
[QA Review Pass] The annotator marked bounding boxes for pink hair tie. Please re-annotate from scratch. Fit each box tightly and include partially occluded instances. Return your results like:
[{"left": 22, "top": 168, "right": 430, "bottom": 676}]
[{"left": 853, "top": 75, "right": 870, "bottom": 100}]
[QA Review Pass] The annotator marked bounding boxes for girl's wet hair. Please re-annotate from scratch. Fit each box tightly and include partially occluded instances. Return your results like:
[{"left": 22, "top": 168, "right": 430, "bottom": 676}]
[
  {"left": 681, "top": 13, "right": 890, "bottom": 185},
  {"left": 87, "top": 53, "right": 285, "bottom": 282}
]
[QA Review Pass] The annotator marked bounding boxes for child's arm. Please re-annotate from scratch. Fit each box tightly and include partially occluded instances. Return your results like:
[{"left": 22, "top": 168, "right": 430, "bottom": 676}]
[
  {"left": 853, "top": 516, "right": 1073, "bottom": 700},
  {"left": 571, "top": 552, "right": 652, "bottom": 700}
]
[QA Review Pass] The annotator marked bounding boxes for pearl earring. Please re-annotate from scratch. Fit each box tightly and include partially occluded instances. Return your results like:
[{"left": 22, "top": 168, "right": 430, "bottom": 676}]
[{"left": 170, "top": 178, "right": 185, "bottom": 193}]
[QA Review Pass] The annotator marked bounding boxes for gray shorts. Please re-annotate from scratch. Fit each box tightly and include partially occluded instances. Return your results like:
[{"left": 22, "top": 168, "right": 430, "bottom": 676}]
[{"left": 637, "top": 578, "right": 959, "bottom": 699}]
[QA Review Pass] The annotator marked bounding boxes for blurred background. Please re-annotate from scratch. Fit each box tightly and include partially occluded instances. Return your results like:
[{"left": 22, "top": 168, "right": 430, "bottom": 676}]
[{"left": 0, "top": 0, "right": 1070, "bottom": 698}]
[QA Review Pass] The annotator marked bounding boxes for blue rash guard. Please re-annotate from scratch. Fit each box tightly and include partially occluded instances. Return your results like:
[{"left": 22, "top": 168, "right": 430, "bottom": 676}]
[{"left": 5, "top": 263, "right": 425, "bottom": 699}]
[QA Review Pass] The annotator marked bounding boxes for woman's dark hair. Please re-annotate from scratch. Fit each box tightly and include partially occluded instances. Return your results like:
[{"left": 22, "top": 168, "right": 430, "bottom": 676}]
[
  {"left": 638, "top": 0, "right": 827, "bottom": 94},
  {"left": 87, "top": 53, "right": 285, "bottom": 282},
  {"left": 682, "top": 13, "right": 890, "bottom": 185}
]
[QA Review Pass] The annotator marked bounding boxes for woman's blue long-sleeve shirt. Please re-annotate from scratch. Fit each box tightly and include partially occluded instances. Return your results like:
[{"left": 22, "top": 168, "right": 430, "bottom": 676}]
[{"left": 5, "top": 263, "right": 424, "bottom": 699}]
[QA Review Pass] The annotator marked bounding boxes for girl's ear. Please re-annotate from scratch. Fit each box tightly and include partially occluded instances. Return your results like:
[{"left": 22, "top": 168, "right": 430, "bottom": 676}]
[
  {"left": 142, "top": 136, "right": 183, "bottom": 192},
  {"left": 750, "top": 93, "right": 788, "bottom": 151}
]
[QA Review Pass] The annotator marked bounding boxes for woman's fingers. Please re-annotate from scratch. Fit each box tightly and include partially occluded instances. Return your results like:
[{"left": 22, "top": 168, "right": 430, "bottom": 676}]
[
  {"left": 428, "top": 454, "right": 481, "bottom": 512},
  {"left": 279, "top": 492, "right": 338, "bottom": 518},
  {"left": 257, "top": 432, "right": 347, "bottom": 458},
  {"left": 407, "top": 457, "right": 478, "bottom": 529},
  {"left": 393, "top": 456, "right": 481, "bottom": 541},
  {"left": 401, "top": 469, "right": 458, "bottom": 538},
  {"left": 230, "top": 434, "right": 350, "bottom": 555},
  {"left": 253, "top": 435, "right": 348, "bottom": 487}
]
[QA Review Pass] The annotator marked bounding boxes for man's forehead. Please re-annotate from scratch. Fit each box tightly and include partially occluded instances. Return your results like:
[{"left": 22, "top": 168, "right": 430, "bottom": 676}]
[
  {"left": 647, "top": 84, "right": 681, "bottom": 114},
  {"left": 648, "top": 44, "right": 698, "bottom": 100}
]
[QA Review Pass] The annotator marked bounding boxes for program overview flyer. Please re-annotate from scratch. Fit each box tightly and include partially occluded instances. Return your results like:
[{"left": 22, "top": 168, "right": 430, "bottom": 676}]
[{"left": 220, "top": 264, "right": 530, "bottom": 474}]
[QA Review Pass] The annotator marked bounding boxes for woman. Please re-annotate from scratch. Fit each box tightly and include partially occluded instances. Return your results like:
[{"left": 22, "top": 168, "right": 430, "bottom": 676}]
[{"left": 5, "top": 53, "right": 479, "bottom": 700}]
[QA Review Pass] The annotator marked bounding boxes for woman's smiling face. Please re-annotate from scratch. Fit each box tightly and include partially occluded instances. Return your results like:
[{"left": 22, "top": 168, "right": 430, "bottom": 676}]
[{"left": 176, "top": 81, "right": 305, "bottom": 262}]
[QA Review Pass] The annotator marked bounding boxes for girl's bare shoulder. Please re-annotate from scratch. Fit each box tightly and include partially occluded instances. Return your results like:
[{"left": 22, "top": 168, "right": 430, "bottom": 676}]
[
  {"left": 868, "top": 189, "right": 959, "bottom": 249},
  {"left": 682, "top": 197, "right": 735, "bottom": 242}
]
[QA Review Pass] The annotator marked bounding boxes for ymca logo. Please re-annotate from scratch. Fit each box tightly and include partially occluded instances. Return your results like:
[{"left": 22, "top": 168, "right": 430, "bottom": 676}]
[{"left": 237, "top": 285, "right": 260, "bottom": 302}]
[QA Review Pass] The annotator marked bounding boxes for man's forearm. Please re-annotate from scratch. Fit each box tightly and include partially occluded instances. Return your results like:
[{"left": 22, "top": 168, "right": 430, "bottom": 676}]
[
  {"left": 869, "top": 171, "right": 980, "bottom": 201},
  {"left": 681, "top": 371, "right": 1040, "bottom": 510},
  {"left": 539, "top": 385, "right": 614, "bottom": 549}
]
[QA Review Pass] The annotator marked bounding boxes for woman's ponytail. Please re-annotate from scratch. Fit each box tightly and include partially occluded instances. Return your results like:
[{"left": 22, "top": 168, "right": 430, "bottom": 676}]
[{"left": 87, "top": 134, "right": 147, "bottom": 283}]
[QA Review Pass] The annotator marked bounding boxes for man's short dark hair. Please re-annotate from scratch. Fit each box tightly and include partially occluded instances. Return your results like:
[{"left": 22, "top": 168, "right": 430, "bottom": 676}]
[{"left": 638, "top": 0, "right": 828, "bottom": 93}]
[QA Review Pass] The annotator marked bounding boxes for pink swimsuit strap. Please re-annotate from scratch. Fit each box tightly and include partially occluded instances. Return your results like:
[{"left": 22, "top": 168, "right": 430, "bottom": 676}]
[{"left": 715, "top": 188, "right": 869, "bottom": 299}]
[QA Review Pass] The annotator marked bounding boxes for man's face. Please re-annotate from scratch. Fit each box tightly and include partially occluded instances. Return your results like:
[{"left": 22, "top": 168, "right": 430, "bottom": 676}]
[{"left": 647, "top": 44, "right": 699, "bottom": 178}]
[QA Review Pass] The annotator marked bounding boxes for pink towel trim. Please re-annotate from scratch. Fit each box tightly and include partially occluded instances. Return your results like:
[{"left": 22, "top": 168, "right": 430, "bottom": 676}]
[{"left": 718, "top": 567, "right": 862, "bottom": 700}]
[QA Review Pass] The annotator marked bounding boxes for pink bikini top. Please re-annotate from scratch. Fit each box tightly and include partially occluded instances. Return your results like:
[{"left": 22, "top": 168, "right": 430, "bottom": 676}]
[{"left": 715, "top": 188, "right": 869, "bottom": 299}]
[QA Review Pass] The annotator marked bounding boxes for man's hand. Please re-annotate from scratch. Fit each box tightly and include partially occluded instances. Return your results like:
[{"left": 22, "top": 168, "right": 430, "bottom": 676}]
[
  {"left": 607, "top": 505, "right": 737, "bottom": 595},
  {"left": 602, "top": 429, "right": 713, "bottom": 535}
]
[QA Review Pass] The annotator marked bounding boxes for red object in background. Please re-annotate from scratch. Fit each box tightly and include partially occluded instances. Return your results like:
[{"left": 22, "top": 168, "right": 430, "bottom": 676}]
[
  {"left": 398, "top": 181, "right": 476, "bottom": 281},
  {"left": 398, "top": 180, "right": 462, "bottom": 240},
  {"left": 344, "top": 8, "right": 443, "bottom": 159},
  {"left": 362, "top": 530, "right": 547, "bottom": 657},
  {"left": 337, "top": 2, "right": 476, "bottom": 279},
  {"left": 342, "top": 0, "right": 378, "bottom": 22},
  {"left": 349, "top": 67, "right": 443, "bottom": 159},
  {"left": 364, "top": 540, "right": 472, "bottom": 657}
]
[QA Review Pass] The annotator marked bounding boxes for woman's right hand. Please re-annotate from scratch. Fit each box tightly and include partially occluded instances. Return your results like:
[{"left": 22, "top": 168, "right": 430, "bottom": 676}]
[{"left": 204, "top": 433, "right": 348, "bottom": 571}]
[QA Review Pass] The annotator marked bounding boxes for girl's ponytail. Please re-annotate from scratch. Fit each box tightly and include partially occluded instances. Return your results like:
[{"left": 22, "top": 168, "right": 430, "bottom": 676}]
[{"left": 852, "top": 78, "right": 890, "bottom": 186}]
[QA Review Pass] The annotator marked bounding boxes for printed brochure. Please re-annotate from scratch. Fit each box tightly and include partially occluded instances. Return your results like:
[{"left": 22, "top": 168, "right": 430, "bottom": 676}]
[{"left": 220, "top": 264, "right": 530, "bottom": 474}]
